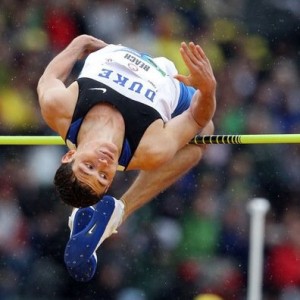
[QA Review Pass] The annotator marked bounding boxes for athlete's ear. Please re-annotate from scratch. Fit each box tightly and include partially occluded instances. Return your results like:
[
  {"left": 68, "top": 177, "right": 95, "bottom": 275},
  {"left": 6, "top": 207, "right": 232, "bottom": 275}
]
[{"left": 61, "top": 150, "right": 76, "bottom": 163}]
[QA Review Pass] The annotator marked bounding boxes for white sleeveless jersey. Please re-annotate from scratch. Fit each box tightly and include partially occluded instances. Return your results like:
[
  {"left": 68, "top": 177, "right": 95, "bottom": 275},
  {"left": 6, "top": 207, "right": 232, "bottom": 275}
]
[{"left": 78, "top": 44, "right": 181, "bottom": 122}]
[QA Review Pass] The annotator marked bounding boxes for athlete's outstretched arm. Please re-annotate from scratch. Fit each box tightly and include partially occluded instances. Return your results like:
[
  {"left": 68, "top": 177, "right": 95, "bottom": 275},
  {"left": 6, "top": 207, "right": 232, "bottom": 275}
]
[
  {"left": 140, "top": 42, "right": 216, "bottom": 169},
  {"left": 37, "top": 35, "right": 107, "bottom": 95},
  {"left": 37, "top": 35, "right": 108, "bottom": 131}
]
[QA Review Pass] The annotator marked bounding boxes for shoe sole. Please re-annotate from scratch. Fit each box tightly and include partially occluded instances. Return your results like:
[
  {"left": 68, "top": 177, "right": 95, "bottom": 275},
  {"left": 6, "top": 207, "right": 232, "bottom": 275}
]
[{"left": 64, "top": 196, "right": 116, "bottom": 268}]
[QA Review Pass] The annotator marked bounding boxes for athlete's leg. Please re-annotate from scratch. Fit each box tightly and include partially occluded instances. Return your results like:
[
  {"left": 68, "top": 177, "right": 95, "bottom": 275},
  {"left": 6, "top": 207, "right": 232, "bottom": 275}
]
[{"left": 120, "top": 120, "right": 214, "bottom": 221}]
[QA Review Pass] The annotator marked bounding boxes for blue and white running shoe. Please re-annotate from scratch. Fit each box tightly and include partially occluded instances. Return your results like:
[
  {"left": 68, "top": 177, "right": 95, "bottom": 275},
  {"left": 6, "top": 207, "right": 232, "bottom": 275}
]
[
  {"left": 64, "top": 195, "right": 124, "bottom": 282},
  {"left": 64, "top": 206, "right": 96, "bottom": 282}
]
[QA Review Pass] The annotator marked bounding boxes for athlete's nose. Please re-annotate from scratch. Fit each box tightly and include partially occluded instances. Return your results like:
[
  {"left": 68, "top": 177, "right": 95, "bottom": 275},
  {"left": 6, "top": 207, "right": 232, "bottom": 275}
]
[{"left": 98, "top": 158, "right": 108, "bottom": 166}]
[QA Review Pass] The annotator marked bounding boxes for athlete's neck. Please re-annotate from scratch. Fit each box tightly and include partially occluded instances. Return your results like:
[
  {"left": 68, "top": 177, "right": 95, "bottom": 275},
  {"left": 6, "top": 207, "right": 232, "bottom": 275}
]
[{"left": 77, "top": 103, "right": 125, "bottom": 152}]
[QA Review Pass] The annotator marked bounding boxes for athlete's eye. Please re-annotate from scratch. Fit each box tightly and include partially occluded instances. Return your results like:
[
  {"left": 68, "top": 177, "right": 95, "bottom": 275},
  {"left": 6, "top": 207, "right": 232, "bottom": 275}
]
[
  {"left": 99, "top": 172, "right": 107, "bottom": 180},
  {"left": 85, "top": 163, "right": 93, "bottom": 170}
]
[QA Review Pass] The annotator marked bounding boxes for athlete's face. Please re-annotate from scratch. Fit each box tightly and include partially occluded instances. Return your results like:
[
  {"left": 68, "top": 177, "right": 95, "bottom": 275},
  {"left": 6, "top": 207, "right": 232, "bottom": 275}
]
[{"left": 62, "top": 142, "right": 119, "bottom": 195}]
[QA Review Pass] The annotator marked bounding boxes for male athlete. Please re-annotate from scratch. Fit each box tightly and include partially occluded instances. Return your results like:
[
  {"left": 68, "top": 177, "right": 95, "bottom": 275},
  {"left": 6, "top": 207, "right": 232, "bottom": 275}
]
[{"left": 37, "top": 35, "right": 216, "bottom": 281}]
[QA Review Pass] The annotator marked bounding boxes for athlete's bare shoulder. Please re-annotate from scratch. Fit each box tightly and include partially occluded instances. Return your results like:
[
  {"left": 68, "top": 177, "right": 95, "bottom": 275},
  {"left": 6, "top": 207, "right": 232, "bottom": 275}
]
[{"left": 41, "top": 81, "right": 79, "bottom": 137}]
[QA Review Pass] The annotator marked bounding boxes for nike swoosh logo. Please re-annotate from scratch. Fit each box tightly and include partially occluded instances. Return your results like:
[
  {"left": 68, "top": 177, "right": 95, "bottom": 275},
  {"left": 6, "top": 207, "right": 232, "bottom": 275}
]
[
  {"left": 89, "top": 87, "right": 107, "bottom": 93},
  {"left": 88, "top": 223, "right": 97, "bottom": 235}
]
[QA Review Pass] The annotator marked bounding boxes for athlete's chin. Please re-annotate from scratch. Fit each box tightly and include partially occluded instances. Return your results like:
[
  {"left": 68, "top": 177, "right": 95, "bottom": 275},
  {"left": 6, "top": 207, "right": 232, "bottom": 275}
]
[
  {"left": 87, "top": 141, "right": 118, "bottom": 153},
  {"left": 98, "top": 142, "right": 118, "bottom": 159},
  {"left": 100, "top": 142, "right": 118, "bottom": 154}
]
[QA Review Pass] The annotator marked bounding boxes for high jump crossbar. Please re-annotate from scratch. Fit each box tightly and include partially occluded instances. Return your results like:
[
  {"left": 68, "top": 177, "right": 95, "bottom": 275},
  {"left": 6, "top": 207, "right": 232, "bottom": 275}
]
[
  {"left": 190, "top": 133, "right": 300, "bottom": 145},
  {"left": 0, "top": 134, "right": 299, "bottom": 145}
]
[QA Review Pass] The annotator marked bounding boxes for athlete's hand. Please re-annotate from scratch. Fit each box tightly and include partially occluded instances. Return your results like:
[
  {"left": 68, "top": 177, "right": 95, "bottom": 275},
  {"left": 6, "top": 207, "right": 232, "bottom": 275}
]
[
  {"left": 175, "top": 42, "right": 216, "bottom": 129},
  {"left": 175, "top": 42, "right": 216, "bottom": 96},
  {"left": 70, "top": 35, "right": 108, "bottom": 60}
]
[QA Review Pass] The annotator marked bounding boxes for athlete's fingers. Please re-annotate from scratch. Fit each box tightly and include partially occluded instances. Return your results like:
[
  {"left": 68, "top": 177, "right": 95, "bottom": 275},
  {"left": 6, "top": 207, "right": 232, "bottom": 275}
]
[
  {"left": 179, "top": 42, "right": 199, "bottom": 72},
  {"left": 191, "top": 43, "right": 214, "bottom": 73},
  {"left": 179, "top": 42, "right": 193, "bottom": 65},
  {"left": 192, "top": 43, "right": 207, "bottom": 60},
  {"left": 182, "top": 42, "right": 200, "bottom": 66},
  {"left": 188, "top": 42, "right": 203, "bottom": 61}
]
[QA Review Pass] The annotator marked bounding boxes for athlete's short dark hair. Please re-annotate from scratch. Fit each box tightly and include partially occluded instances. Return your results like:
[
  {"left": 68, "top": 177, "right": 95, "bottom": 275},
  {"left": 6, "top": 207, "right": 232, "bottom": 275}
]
[{"left": 54, "top": 161, "right": 101, "bottom": 208}]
